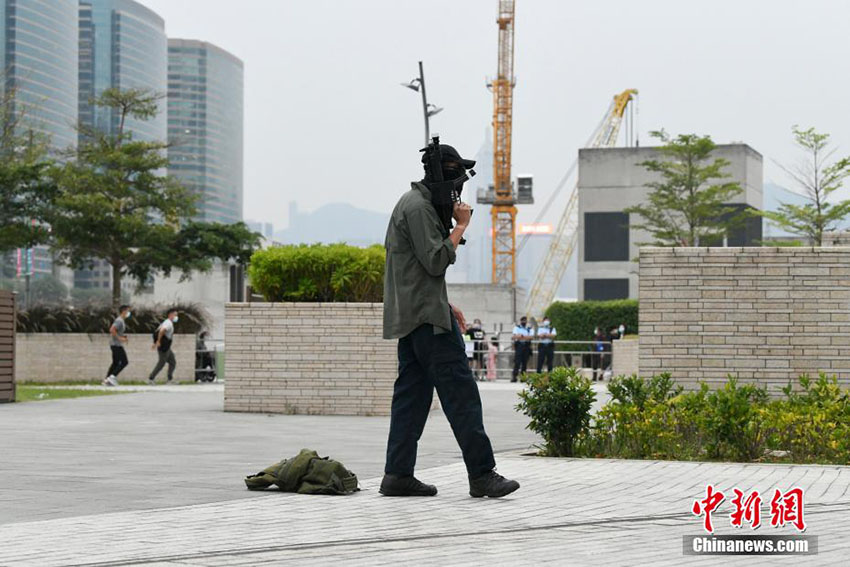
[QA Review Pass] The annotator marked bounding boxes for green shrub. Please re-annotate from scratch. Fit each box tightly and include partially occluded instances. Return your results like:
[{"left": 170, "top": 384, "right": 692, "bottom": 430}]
[
  {"left": 766, "top": 374, "right": 850, "bottom": 463},
  {"left": 607, "top": 373, "right": 681, "bottom": 409},
  {"left": 544, "top": 299, "right": 638, "bottom": 342},
  {"left": 16, "top": 303, "right": 208, "bottom": 334},
  {"left": 248, "top": 244, "right": 385, "bottom": 302},
  {"left": 701, "top": 378, "right": 769, "bottom": 462},
  {"left": 556, "top": 374, "right": 850, "bottom": 465},
  {"left": 516, "top": 367, "right": 596, "bottom": 457}
]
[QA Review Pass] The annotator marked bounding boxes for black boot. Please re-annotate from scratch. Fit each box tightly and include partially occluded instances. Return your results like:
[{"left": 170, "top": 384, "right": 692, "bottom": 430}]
[
  {"left": 379, "top": 474, "right": 438, "bottom": 496},
  {"left": 469, "top": 470, "right": 520, "bottom": 498}
]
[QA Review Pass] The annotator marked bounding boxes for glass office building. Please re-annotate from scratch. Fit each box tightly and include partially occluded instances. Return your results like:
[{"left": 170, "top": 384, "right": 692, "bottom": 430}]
[
  {"left": 78, "top": 0, "right": 167, "bottom": 142},
  {"left": 75, "top": 0, "right": 167, "bottom": 291},
  {"left": 0, "top": 1, "right": 78, "bottom": 283},
  {"left": 1, "top": 0, "right": 78, "bottom": 151},
  {"left": 168, "top": 39, "right": 244, "bottom": 224}
]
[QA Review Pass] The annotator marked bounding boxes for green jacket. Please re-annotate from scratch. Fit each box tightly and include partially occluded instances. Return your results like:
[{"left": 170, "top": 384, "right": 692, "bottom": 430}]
[
  {"left": 383, "top": 182, "right": 456, "bottom": 339},
  {"left": 245, "top": 449, "right": 359, "bottom": 495}
]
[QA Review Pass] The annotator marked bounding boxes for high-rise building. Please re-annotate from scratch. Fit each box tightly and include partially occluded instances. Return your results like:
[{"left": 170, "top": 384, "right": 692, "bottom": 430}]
[
  {"left": 78, "top": 0, "right": 167, "bottom": 142},
  {"left": 0, "top": 1, "right": 79, "bottom": 286},
  {"left": 1, "top": 0, "right": 79, "bottom": 151},
  {"left": 75, "top": 0, "right": 167, "bottom": 292},
  {"left": 168, "top": 39, "right": 244, "bottom": 224}
]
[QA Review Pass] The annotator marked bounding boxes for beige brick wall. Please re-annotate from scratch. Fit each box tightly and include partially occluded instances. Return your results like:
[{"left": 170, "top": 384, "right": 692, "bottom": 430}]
[
  {"left": 639, "top": 247, "right": 850, "bottom": 392},
  {"left": 224, "top": 302, "right": 399, "bottom": 416},
  {"left": 612, "top": 337, "right": 639, "bottom": 378},
  {"left": 15, "top": 334, "right": 196, "bottom": 383}
]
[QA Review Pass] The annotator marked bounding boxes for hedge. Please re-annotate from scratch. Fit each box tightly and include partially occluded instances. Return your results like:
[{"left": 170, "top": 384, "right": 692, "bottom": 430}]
[
  {"left": 544, "top": 299, "right": 638, "bottom": 342},
  {"left": 248, "top": 243, "right": 385, "bottom": 302},
  {"left": 16, "top": 303, "right": 209, "bottom": 334}
]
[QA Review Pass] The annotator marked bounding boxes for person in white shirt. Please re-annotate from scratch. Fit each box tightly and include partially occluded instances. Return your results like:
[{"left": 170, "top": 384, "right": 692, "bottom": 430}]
[
  {"left": 511, "top": 316, "right": 533, "bottom": 382},
  {"left": 149, "top": 308, "right": 179, "bottom": 384},
  {"left": 536, "top": 318, "right": 557, "bottom": 373}
]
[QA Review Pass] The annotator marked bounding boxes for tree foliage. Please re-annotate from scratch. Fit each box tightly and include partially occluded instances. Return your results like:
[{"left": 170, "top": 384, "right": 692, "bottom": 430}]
[
  {"left": 50, "top": 88, "right": 260, "bottom": 307},
  {"left": 0, "top": 81, "right": 56, "bottom": 253},
  {"left": 625, "top": 131, "right": 744, "bottom": 247},
  {"left": 758, "top": 126, "right": 850, "bottom": 246}
]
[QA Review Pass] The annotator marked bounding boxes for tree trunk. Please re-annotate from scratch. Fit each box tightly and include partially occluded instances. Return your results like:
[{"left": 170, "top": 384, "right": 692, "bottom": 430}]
[{"left": 111, "top": 262, "right": 122, "bottom": 309}]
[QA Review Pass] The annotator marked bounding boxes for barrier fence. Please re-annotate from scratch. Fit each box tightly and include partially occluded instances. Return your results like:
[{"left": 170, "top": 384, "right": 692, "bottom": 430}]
[{"left": 464, "top": 332, "right": 615, "bottom": 381}]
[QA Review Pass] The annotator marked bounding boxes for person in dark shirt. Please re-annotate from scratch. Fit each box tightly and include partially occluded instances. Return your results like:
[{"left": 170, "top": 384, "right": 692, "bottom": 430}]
[{"left": 381, "top": 139, "right": 519, "bottom": 499}]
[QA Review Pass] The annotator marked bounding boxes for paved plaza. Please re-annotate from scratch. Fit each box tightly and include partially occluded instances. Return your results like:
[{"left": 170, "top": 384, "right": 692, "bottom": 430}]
[{"left": 1, "top": 384, "right": 848, "bottom": 566}]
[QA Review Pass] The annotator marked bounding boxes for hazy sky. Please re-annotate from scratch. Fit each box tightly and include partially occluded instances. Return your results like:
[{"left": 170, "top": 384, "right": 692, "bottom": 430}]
[{"left": 142, "top": 0, "right": 850, "bottom": 230}]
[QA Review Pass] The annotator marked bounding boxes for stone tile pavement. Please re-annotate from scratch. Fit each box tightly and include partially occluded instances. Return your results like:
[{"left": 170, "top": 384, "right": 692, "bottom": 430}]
[
  {"left": 0, "top": 455, "right": 848, "bottom": 566},
  {"left": 2, "top": 383, "right": 848, "bottom": 565}
]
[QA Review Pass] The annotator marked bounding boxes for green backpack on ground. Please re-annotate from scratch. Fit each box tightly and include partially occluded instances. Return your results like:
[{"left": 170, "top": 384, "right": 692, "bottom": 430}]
[{"left": 244, "top": 449, "right": 359, "bottom": 495}]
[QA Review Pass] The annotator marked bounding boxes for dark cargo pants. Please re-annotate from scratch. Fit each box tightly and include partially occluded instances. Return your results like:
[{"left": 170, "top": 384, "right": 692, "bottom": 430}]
[{"left": 385, "top": 314, "right": 496, "bottom": 478}]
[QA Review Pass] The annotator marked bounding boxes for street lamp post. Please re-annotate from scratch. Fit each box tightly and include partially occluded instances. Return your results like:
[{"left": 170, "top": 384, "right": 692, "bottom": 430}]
[{"left": 401, "top": 61, "right": 443, "bottom": 146}]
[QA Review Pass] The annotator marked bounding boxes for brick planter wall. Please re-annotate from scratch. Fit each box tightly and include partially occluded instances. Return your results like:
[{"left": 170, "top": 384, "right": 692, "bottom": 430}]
[
  {"left": 15, "top": 334, "right": 196, "bottom": 383},
  {"left": 224, "top": 302, "right": 400, "bottom": 416},
  {"left": 611, "top": 337, "right": 639, "bottom": 378},
  {"left": 639, "top": 247, "right": 850, "bottom": 392}
]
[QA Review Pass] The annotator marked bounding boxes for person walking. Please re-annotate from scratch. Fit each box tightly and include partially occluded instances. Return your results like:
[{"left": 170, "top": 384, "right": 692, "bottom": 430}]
[
  {"left": 380, "top": 137, "right": 520, "bottom": 499},
  {"left": 102, "top": 305, "right": 131, "bottom": 386},
  {"left": 149, "top": 308, "right": 178, "bottom": 385},
  {"left": 511, "top": 316, "right": 532, "bottom": 382},
  {"left": 536, "top": 317, "right": 557, "bottom": 373}
]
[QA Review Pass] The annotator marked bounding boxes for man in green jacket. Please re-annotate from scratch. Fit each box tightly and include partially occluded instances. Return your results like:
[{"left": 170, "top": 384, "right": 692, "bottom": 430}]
[{"left": 380, "top": 138, "right": 520, "bottom": 499}]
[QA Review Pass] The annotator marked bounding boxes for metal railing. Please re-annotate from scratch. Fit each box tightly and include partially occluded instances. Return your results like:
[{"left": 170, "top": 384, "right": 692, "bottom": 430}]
[{"left": 464, "top": 334, "right": 614, "bottom": 381}]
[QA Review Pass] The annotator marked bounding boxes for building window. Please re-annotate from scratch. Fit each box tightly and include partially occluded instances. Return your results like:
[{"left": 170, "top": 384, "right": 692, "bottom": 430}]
[
  {"left": 584, "top": 278, "right": 629, "bottom": 301},
  {"left": 584, "top": 212, "right": 629, "bottom": 261}
]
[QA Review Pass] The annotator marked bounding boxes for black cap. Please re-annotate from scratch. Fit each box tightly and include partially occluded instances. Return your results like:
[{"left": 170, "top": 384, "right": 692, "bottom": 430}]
[
  {"left": 421, "top": 142, "right": 476, "bottom": 169},
  {"left": 439, "top": 144, "right": 476, "bottom": 169}
]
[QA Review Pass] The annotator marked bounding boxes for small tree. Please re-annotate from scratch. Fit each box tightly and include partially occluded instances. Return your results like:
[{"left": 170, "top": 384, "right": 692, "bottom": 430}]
[
  {"left": 759, "top": 126, "right": 850, "bottom": 246},
  {"left": 625, "top": 131, "right": 744, "bottom": 247},
  {"left": 51, "top": 88, "right": 194, "bottom": 307},
  {"left": 51, "top": 88, "right": 261, "bottom": 307}
]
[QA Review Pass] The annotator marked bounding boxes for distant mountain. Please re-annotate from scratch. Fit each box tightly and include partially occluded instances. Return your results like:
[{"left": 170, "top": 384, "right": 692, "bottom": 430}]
[{"left": 273, "top": 202, "right": 389, "bottom": 246}]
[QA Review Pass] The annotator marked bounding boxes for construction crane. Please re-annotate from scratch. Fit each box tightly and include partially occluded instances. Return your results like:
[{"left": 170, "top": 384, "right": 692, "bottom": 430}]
[
  {"left": 485, "top": 0, "right": 527, "bottom": 285},
  {"left": 524, "top": 89, "right": 639, "bottom": 318}
]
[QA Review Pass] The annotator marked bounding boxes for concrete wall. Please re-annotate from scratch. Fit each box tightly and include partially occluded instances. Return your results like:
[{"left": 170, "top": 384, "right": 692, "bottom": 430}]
[
  {"left": 224, "top": 303, "right": 400, "bottom": 416},
  {"left": 639, "top": 247, "right": 850, "bottom": 392},
  {"left": 578, "top": 144, "right": 763, "bottom": 300},
  {"left": 447, "top": 283, "right": 526, "bottom": 332},
  {"left": 15, "top": 334, "right": 196, "bottom": 383}
]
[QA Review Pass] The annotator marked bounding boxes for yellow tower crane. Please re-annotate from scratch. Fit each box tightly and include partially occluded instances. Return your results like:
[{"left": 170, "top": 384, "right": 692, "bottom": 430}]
[
  {"left": 524, "top": 89, "right": 639, "bottom": 318},
  {"left": 486, "top": 0, "right": 526, "bottom": 285}
]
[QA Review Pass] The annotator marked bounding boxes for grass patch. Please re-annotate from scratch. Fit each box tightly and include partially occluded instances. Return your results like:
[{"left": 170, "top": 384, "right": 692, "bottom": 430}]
[
  {"left": 15, "top": 386, "right": 129, "bottom": 402},
  {"left": 18, "top": 379, "right": 197, "bottom": 386}
]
